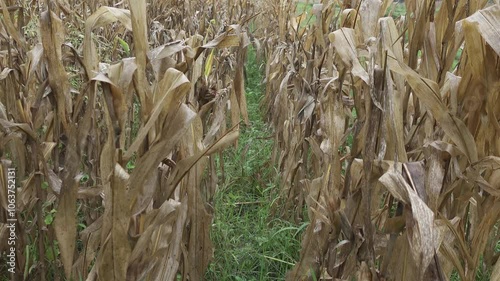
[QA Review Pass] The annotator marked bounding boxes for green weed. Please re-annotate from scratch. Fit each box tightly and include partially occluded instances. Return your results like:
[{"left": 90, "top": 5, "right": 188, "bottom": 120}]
[{"left": 205, "top": 47, "right": 303, "bottom": 280}]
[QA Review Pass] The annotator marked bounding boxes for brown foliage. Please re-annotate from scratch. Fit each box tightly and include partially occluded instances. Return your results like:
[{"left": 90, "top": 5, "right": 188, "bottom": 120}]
[
  {"left": 260, "top": 0, "right": 500, "bottom": 280},
  {"left": 0, "top": 0, "right": 255, "bottom": 280},
  {"left": 1, "top": 0, "right": 499, "bottom": 280}
]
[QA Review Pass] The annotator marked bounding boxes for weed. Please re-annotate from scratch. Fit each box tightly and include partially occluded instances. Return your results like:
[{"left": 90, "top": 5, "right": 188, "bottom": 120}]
[{"left": 206, "top": 47, "right": 303, "bottom": 280}]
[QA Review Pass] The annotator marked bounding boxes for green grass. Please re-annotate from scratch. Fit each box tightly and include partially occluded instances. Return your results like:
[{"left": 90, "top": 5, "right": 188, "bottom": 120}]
[
  {"left": 387, "top": 3, "right": 407, "bottom": 18},
  {"left": 295, "top": 2, "right": 317, "bottom": 26},
  {"left": 296, "top": 2, "right": 313, "bottom": 15},
  {"left": 452, "top": 48, "right": 463, "bottom": 71},
  {"left": 205, "top": 47, "right": 303, "bottom": 280}
]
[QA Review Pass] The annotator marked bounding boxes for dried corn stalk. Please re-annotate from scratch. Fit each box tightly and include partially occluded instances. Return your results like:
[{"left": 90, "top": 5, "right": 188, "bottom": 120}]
[
  {"left": 260, "top": 1, "right": 500, "bottom": 280},
  {"left": 0, "top": 0, "right": 254, "bottom": 280}
]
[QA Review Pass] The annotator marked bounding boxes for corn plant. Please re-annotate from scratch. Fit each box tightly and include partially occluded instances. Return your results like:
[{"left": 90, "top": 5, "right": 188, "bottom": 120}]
[
  {"left": 259, "top": 0, "right": 500, "bottom": 280},
  {"left": 0, "top": 0, "right": 255, "bottom": 280}
]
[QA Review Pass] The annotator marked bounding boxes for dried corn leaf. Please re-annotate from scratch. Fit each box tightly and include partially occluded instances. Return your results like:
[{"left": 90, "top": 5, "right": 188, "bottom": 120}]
[
  {"left": 379, "top": 169, "right": 439, "bottom": 278},
  {"left": 124, "top": 68, "right": 190, "bottom": 160},
  {"left": 459, "top": 5, "right": 500, "bottom": 57},
  {"left": 387, "top": 53, "right": 478, "bottom": 162},
  {"left": 83, "top": 7, "right": 132, "bottom": 74},
  {"left": 329, "top": 28, "right": 369, "bottom": 84}
]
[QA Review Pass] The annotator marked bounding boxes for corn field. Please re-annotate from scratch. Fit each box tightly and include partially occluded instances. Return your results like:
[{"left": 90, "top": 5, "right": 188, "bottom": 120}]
[{"left": 0, "top": 0, "right": 499, "bottom": 280}]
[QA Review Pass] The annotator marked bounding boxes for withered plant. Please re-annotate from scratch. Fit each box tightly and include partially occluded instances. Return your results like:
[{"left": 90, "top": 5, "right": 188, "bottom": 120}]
[
  {"left": 259, "top": 0, "right": 500, "bottom": 280},
  {"left": 0, "top": 0, "right": 256, "bottom": 280}
]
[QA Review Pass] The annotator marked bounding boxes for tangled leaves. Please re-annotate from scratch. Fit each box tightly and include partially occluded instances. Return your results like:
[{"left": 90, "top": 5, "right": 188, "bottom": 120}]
[
  {"left": 260, "top": 1, "right": 500, "bottom": 280},
  {"left": 0, "top": 0, "right": 254, "bottom": 280}
]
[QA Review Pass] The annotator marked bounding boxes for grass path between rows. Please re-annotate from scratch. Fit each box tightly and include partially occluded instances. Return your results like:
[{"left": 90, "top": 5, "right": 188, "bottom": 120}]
[{"left": 205, "top": 49, "right": 305, "bottom": 280}]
